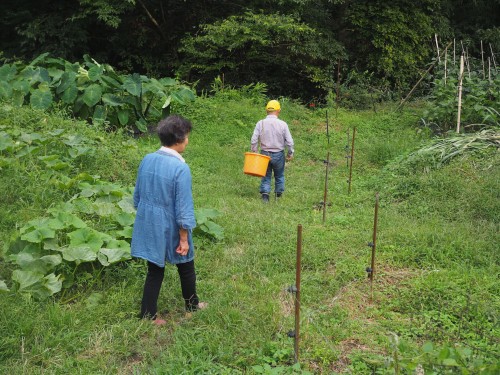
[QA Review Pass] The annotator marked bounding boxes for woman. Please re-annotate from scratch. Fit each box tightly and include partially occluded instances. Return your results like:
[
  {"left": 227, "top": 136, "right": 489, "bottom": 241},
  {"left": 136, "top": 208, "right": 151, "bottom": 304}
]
[{"left": 131, "top": 115, "right": 205, "bottom": 325}]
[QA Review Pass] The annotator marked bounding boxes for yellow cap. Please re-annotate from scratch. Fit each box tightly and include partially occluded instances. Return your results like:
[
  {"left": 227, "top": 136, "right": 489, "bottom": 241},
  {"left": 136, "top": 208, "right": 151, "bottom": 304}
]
[{"left": 265, "top": 100, "right": 281, "bottom": 111}]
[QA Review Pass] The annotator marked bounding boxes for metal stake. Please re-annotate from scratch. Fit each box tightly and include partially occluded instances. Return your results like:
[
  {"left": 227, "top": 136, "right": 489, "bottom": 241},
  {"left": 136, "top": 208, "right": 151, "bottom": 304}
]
[
  {"left": 345, "top": 128, "right": 350, "bottom": 169},
  {"left": 323, "top": 151, "right": 330, "bottom": 224},
  {"left": 347, "top": 127, "right": 356, "bottom": 194},
  {"left": 366, "top": 193, "right": 379, "bottom": 302},
  {"left": 326, "top": 110, "right": 330, "bottom": 145},
  {"left": 287, "top": 224, "right": 302, "bottom": 363}
]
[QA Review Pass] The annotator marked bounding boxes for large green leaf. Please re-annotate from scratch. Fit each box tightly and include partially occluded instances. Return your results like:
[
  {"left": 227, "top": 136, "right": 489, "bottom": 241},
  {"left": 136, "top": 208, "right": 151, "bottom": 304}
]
[
  {"left": 31, "top": 67, "right": 51, "bottom": 84},
  {"left": 38, "top": 154, "right": 70, "bottom": 170},
  {"left": 12, "top": 269, "right": 43, "bottom": 290},
  {"left": 61, "top": 82, "right": 78, "bottom": 104},
  {"left": 114, "top": 212, "right": 135, "bottom": 226},
  {"left": 135, "top": 118, "right": 147, "bottom": 132},
  {"left": 0, "top": 280, "right": 9, "bottom": 292},
  {"left": 42, "top": 273, "right": 62, "bottom": 295},
  {"left": 195, "top": 208, "right": 221, "bottom": 225},
  {"left": 93, "top": 202, "right": 118, "bottom": 216},
  {"left": 13, "top": 253, "right": 62, "bottom": 274},
  {"left": 0, "top": 81, "right": 13, "bottom": 98},
  {"left": 0, "top": 64, "right": 17, "bottom": 82},
  {"left": 117, "top": 109, "right": 129, "bottom": 125},
  {"left": 102, "top": 93, "right": 124, "bottom": 106},
  {"left": 21, "top": 226, "right": 56, "bottom": 243},
  {"left": 48, "top": 67, "right": 64, "bottom": 83},
  {"left": 30, "top": 83, "right": 53, "bottom": 110},
  {"left": 123, "top": 73, "right": 142, "bottom": 96},
  {"left": 101, "top": 75, "right": 122, "bottom": 89},
  {"left": 61, "top": 246, "right": 97, "bottom": 264},
  {"left": 56, "top": 71, "right": 77, "bottom": 94},
  {"left": 0, "top": 132, "right": 14, "bottom": 151},
  {"left": 92, "top": 105, "right": 106, "bottom": 126},
  {"left": 49, "top": 212, "right": 87, "bottom": 230},
  {"left": 13, "top": 79, "right": 30, "bottom": 94},
  {"left": 117, "top": 197, "right": 136, "bottom": 213},
  {"left": 97, "top": 247, "right": 131, "bottom": 266},
  {"left": 162, "top": 95, "right": 172, "bottom": 109},
  {"left": 114, "top": 226, "right": 133, "bottom": 239},
  {"left": 68, "top": 228, "right": 109, "bottom": 251},
  {"left": 202, "top": 221, "right": 224, "bottom": 240},
  {"left": 88, "top": 65, "right": 104, "bottom": 82},
  {"left": 12, "top": 90, "right": 26, "bottom": 107},
  {"left": 82, "top": 84, "right": 102, "bottom": 107},
  {"left": 106, "top": 239, "right": 131, "bottom": 250}
]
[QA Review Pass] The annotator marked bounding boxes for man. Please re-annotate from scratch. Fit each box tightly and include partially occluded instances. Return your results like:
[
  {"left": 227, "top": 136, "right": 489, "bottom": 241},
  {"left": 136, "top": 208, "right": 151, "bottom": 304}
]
[{"left": 250, "top": 100, "right": 294, "bottom": 202}]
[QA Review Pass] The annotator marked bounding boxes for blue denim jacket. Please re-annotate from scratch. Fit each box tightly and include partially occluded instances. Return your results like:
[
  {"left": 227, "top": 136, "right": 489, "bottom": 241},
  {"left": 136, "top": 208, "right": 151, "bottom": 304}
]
[{"left": 131, "top": 150, "right": 196, "bottom": 267}]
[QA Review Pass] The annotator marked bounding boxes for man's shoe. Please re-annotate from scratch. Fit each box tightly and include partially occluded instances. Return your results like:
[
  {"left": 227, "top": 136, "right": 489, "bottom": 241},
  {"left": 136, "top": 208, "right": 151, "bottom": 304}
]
[
  {"left": 276, "top": 192, "right": 282, "bottom": 198},
  {"left": 262, "top": 193, "right": 270, "bottom": 203}
]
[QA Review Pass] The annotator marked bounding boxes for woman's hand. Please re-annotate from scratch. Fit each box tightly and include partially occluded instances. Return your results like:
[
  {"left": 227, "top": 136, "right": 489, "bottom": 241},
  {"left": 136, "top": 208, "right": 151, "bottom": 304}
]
[{"left": 176, "top": 239, "right": 189, "bottom": 256}]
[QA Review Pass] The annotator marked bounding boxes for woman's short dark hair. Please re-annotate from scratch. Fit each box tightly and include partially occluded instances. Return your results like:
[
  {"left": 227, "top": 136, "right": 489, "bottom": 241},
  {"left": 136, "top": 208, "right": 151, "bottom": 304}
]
[{"left": 157, "top": 115, "right": 192, "bottom": 146}]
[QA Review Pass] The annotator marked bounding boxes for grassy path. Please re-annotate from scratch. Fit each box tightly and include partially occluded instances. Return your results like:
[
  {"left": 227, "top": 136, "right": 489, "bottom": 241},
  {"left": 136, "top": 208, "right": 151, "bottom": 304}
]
[{"left": 1, "top": 99, "right": 498, "bottom": 374}]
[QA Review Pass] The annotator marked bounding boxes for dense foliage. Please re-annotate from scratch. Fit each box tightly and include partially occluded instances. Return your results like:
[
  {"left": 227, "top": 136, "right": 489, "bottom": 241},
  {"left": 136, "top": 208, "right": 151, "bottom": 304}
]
[
  {"left": 1, "top": 0, "right": 499, "bottom": 100},
  {"left": 422, "top": 53, "right": 500, "bottom": 133},
  {"left": 0, "top": 54, "right": 195, "bottom": 132}
]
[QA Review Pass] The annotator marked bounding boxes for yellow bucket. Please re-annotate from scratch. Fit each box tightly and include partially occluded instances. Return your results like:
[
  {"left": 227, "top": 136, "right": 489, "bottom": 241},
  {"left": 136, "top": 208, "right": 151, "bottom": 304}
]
[{"left": 243, "top": 152, "right": 271, "bottom": 177}]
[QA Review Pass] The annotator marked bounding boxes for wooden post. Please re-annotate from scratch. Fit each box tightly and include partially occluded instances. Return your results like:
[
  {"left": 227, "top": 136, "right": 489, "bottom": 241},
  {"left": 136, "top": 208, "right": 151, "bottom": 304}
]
[
  {"left": 369, "top": 193, "right": 379, "bottom": 302},
  {"left": 322, "top": 151, "right": 330, "bottom": 224},
  {"left": 345, "top": 128, "right": 350, "bottom": 169},
  {"left": 457, "top": 55, "right": 465, "bottom": 134},
  {"left": 326, "top": 110, "right": 330, "bottom": 145},
  {"left": 348, "top": 127, "right": 356, "bottom": 195},
  {"left": 294, "top": 224, "right": 302, "bottom": 363}
]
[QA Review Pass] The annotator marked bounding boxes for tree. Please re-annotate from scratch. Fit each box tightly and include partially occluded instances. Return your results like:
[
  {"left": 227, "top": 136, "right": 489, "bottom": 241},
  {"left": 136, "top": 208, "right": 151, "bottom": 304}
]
[{"left": 177, "top": 11, "right": 345, "bottom": 98}]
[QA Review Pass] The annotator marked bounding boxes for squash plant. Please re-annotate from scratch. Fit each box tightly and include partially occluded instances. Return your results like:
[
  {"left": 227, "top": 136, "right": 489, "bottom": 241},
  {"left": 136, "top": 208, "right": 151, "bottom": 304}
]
[
  {"left": 1, "top": 125, "right": 223, "bottom": 300},
  {"left": 0, "top": 54, "right": 195, "bottom": 132}
]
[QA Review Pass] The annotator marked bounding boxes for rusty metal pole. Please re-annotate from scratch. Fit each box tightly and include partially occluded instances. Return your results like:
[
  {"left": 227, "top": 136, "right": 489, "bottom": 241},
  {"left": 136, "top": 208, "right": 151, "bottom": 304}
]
[
  {"left": 294, "top": 224, "right": 302, "bottom": 363},
  {"left": 322, "top": 151, "right": 330, "bottom": 224},
  {"left": 326, "top": 110, "right": 330, "bottom": 145},
  {"left": 348, "top": 127, "right": 356, "bottom": 194},
  {"left": 369, "top": 193, "right": 379, "bottom": 301},
  {"left": 345, "top": 128, "right": 350, "bottom": 169}
]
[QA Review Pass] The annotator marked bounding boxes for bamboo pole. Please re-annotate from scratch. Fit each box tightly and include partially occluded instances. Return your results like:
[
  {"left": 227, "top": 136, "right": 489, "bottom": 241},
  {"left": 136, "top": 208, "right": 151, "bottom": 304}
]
[
  {"left": 347, "top": 127, "right": 356, "bottom": 195},
  {"left": 336, "top": 59, "right": 341, "bottom": 106},
  {"left": 396, "top": 41, "right": 452, "bottom": 111},
  {"left": 435, "top": 34, "right": 440, "bottom": 62},
  {"left": 444, "top": 47, "right": 448, "bottom": 85},
  {"left": 322, "top": 151, "right": 330, "bottom": 224},
  {"left": 457, "top": 55, "right": 465, "bottom": 134},
  {"left": 465, "top": 48, "right": 471, "bottom": 78},
  {"left": 489, "top": 57, "right": 492, "bottom": 83},
  {"left": 294, "top": 224, "right": 302, "bottom": 363},
  {"left": 453, "top": 39, "right": 456, "bottom": 66},
  {"left": 490, "top": 43, "right": 497, "bottom": 70},
  {"left": 369, "top": 193, "right": 380, "bottom": 302},
  {"left": 481, "top": 41, "right": 485, "bottom": 79}
]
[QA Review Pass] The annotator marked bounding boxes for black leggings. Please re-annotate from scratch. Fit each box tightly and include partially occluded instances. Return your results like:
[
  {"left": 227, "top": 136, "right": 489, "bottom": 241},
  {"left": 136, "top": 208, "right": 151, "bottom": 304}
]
[{"left": 140, "top": 260, "right": 199, "bottom": 319}]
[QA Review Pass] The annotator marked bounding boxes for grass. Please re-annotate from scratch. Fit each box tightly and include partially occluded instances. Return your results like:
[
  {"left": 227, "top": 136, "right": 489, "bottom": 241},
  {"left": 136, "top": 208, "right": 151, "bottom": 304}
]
[{"left": 0, "top": 95, "right": 499, "bottom": 374}]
